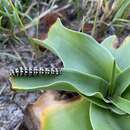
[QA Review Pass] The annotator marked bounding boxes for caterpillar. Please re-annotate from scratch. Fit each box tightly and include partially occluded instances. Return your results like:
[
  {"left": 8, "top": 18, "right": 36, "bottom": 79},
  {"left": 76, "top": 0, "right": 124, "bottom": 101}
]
[{"left": 9, "top": 67, "right": 63, "bottom": 77}]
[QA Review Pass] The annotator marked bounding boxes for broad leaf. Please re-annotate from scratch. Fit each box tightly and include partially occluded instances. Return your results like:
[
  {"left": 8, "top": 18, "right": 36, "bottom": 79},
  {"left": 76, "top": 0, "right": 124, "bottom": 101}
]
[
  {"left": 85, "top": 95, "right": 126, "bottom": 115},
  {"left": 114, "top": 67, "right": 130, "bottom": 95},
  {"left": 101, "top": 35, "right": 117, "bottom": 51},
  {"left": 27, "top": 92, "right": 92, "bottom": 130},
  {"left": 112, "top": 96, "right": 130, "bottom": 114},
  {"left": 43, "top": 97, "right": 92, "bottom": 130},
  {"left": 90, "top": 103, "right": 130, "bottom": 130},
  {"left": 11, "top": 69, "right": 125, "bottom": 115},
  {"left": 102, "top": 36, "right": 130, "bottom": 70},
  {"left": 32, "top": 19, "right": 117, "bottom": 81},
  {"left": 11, "top": 69, "right": 108, "bottom": 99}
]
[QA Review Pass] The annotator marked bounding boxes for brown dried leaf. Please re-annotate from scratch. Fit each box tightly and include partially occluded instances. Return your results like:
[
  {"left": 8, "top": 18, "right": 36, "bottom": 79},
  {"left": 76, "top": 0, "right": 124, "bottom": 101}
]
[{"left": 25, "top": 90, "right": 80, "bottom": 130}]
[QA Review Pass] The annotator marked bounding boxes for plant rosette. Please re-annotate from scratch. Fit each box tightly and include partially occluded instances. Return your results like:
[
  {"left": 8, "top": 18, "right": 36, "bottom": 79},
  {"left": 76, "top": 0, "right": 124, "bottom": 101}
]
[{"left": 11, "top": 19, "right": 130, "bottom": 130}]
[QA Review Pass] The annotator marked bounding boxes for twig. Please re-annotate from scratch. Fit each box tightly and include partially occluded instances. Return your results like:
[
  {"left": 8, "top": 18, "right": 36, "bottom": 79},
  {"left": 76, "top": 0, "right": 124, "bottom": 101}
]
[
  {"left": 79, "top": 16, "right": 86, "bottom": 32},
  {"left": 0, "top": 83, "right": 6, "bottom": 95},
  {"left": 78, "top": 1, "right": 95, "bottom": 31},
  {"left": 0, "top": 52, "right": 19, "bottom": 60},
  {"left": 9, "top": 43, "right": 26, "bottom": 68},
  {"left": 91, "top": 0, "right": 101, "bottom": 37},
  {"left": 21, "top": 5, "right": 57, "bottom": 31},
  {"left": 7, "top": 4, "right": 71, "bottom": 37},
  {"left": 53, "top": 4, "right": 71, "bottom": 13},
  {"left": 49, "top": 0, "right": 56, "bottom": 9},
  {"left": 24, "top": 1, "right": 37, "bottom": 16},
  {"left": 7, "top": 5, "right": 57, "bottom": 37}
]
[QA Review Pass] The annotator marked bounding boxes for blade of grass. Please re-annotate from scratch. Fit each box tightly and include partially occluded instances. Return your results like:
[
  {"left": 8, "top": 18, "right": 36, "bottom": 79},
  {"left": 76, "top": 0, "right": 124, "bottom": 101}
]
[{"left": 0, "top": 52, "right": 19, "bottom": 60}]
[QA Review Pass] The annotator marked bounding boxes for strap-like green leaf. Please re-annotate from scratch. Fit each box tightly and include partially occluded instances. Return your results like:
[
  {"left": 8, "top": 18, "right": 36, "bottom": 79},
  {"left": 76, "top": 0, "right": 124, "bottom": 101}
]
[
  {"left": 102, "top": 36, "right": 130, "bottom": 70},
  {"left": 112, "top": 96, "right": 130, "bottom": 114},
  {"left": 114, "top": 67, "right": 130, "bottom": 95},
  {"left": 44, "top": 98, "right": 93, "bottom": 130},
  {"left": 11, "top": 69, "right": 108, "bottom": 98},
  {"left": 90, "top": 103, "right": 130, "bottom": 130},
  {"left": 11, "top": 69, "right": 125, "bottom": 115},
  {"left": 113, "top": 0, "right": 130, "bottom": 22},
  {"left": 32, "top": 19, "right": 117, "bottom": 81},
  {"left": 101, "top": 35, "right": 117, "bottom": 52},
  {"left": 86, "top": 96, "right": 126, "bottom": 115},
  {"left": 122, "top": 87, "right": 130, "bottom": 100}
]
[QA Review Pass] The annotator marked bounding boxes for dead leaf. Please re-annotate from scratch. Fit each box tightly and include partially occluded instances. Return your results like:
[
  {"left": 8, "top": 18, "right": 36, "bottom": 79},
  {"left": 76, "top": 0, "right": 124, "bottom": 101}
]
[{"left": 24, "top": 90, "right": 80, "bottom": 130}]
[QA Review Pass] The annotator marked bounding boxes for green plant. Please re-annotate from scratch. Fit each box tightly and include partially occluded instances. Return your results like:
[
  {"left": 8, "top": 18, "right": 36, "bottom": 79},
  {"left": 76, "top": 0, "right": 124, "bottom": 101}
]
[
  {"left": 0, "top": 0, "right": 43, "bottom": 46},
  {"left": 81, "top": 0, "right": 130, "bottom": 38},
  {"left": 0, "top": 0, "right": 24, "bottom": 34},
  {"left": 0, "top": 0, "right": 30, "bottom": 47},
  {"left": 98, "top": 0, "right": 130, "bottom": 22},
  {"left": 11, "top": 19, "right": 130, "bottom": 130}
]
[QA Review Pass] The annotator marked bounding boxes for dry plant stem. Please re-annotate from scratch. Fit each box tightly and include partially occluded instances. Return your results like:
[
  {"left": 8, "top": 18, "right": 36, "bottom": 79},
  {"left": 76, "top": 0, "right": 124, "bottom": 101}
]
[
  {"left": 82, "top": 0, "right": 89, "bottom": 8},
  {"left": 98, "top": 0, "right": 115, "bottom": 27},
  {"left": 79, "top": 16, "right": 86, "bottom": 32},
  {"left": 85, "top": 1, "right": 95, "bottom": 21},
  {"left": 79, "top": 1, "right": 95, "bottom": 31},
  {"left": 20, "top": 5, "right": 57, "bottom": 31},
  {"left": 7, "top": 4, "right": 71, "bottom": 37},
  {"left": 91, "top": 0, "right": 101, "bottom": 37},
  {"left": 49, "top": 0, "right": 56, "bottom": 9},
  {"left": 24, "top": 1, "right": 37, "bottom": 16},
  {"left": 14, "top": 122, "right": 22, "bottom": 130},
  {"left": 98, "top": 10, "right": 113, "bottom": 27},
  {"left": 36, "top": 0, "right": 40, "bottom": 39},
  {"left": 53, "top": 4, "right": 71, "bottom": 14},
  {"left": 10, "top": 43, "right": 26, "bottom": 68},
  {"left": 0, "top": 52, "right": 19, "bottom": 60},
  {"left": 0, "top": 84, "right": 6, "bottom": 95},
  {"left": 7, "top": 5, "right": 57, "bottom": 37}
]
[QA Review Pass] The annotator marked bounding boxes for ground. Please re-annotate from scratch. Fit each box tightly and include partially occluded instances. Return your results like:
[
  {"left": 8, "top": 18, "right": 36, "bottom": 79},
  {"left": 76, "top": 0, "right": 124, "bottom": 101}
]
[{"left": 0, "top": 0, "right": 130, "bottom": 130}]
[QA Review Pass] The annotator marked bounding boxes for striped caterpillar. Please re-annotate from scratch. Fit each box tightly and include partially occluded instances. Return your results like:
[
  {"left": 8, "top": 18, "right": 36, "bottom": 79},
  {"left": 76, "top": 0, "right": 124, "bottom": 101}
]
[{"left": 9, "top": 67, "right": 62, "bottom": 77}]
